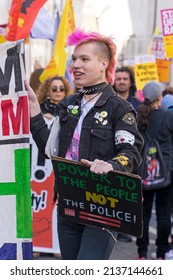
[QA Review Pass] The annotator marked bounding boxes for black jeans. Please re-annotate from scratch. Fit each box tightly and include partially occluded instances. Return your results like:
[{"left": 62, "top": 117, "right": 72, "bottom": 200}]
[
  {"left": 136, "top": 185, "right": 172, "bottom": 259},
  {"left": 57, "top": 206, "right": 117, "bottom": 260}
]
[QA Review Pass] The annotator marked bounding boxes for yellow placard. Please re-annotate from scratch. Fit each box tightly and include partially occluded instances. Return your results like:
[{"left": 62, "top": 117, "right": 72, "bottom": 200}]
[
  {"left": 134, "top": 62, "right": 158, "bottom": 91},
  {"left": 163, "top": 35, "right": 173, "bottom": 58}
]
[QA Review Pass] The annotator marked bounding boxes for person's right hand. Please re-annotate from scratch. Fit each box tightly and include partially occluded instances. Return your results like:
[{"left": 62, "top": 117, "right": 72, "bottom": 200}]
[
  {"left": 81, "top": 159, "right": 113, "bottom": 175},
  {"left": 43, "top": 113, "right": 54, "bottom": 120},
  {"left": 25, "top": 80, "right": 41, "bottom": 117}
]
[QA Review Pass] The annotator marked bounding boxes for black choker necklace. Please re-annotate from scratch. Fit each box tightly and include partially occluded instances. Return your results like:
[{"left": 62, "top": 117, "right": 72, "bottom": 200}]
[{"left": 77, "top": 82, "right": 108, "bottom": 95}]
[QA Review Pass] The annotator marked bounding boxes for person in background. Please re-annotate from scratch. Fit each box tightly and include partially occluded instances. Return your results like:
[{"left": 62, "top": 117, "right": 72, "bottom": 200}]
[
  {"left": 136, "top": 81, "right": 173, "bottom": 260},
  {"left": 162, "top": 86, "right": 173, "bottom": 98},
  {"left": 36, "top": 75, "right": 73, "bottom": 121},
  {"left": 160, "top": 88, "right": 173, "bottom": 260},
  {"left": 113, "top": 66, "right": 142, "bottom": 111},
  {"left": 113, "top": 66, "right": 142, "bottom": 242},
  {"left": 27, "top": 28, "right": 143, "bottom": 260}
]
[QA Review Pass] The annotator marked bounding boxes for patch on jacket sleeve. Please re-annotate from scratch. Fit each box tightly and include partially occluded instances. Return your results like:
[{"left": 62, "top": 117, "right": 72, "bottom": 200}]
[
  {"left": 113, "top": 154, "right": 129, "bottom": 166},
  {"left": 122, "top": 112, "right": 135, "bottom": 125},
  {"left": 115, "top": 130, "right": 135, "bottom": 145}
]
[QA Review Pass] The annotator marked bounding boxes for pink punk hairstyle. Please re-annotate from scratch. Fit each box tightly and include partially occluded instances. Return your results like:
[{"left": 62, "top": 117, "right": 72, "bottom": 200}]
[{"left": 67, "top": 29, "right": 117, "bottom": 85}]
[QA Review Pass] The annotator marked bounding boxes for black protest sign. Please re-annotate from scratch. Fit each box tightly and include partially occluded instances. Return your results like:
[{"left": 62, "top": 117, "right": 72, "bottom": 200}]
[{"left": 53, "top": 157, "right": 142, "bottom": 237}]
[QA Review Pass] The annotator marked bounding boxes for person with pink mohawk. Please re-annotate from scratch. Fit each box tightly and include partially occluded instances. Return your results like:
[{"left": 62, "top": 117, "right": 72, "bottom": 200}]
[
  {"left": 26, "top": 28, "right": 143, "bottom": 260},
  {"left": 66, "top": 28, "right": 116, "bottom": 85}
]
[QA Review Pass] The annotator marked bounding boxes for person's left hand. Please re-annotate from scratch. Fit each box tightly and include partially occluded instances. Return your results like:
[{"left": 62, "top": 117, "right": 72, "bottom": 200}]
[{"left": 81, "top": 159, "right": 113, "bottom": 175}]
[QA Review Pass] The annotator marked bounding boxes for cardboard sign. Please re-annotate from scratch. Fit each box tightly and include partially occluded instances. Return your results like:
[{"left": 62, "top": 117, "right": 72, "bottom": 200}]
[{"left": 53, "top": 157, "right": 143, "bottom": 237}]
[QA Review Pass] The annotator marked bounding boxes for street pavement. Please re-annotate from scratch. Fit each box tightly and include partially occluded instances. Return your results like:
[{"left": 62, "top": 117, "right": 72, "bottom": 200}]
[
  {"left": 110, "top": 207, "right": 158, "bottom": 260},
  {"left": 109, "top": 235, "right": 155, "bottom": 260},
  {"left": 34, "top": 235, "right": 156, "bottom": 260}
]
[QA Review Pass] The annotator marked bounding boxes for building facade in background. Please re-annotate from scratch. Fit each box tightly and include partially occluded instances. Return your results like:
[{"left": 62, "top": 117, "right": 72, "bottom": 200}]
[{"left": 28, "top": 0, "right": 173, "bottom": 85}]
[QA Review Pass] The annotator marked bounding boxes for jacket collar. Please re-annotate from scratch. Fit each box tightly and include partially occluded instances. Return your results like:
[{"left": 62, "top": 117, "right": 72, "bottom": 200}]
[{"left": 75, "top": 84, "right": 115, "bottom": 107}]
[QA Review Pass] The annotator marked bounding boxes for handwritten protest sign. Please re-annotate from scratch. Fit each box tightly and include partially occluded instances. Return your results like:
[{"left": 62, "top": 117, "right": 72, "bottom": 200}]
[
  {"left": 134, "top": 54, "right": 158, "bottom": 90},
  {"left": 134, "top": 54, "right": 158, "bottom": 101},
  {"left": 53, "top": 157, "right": 142, "bottom": 238}
]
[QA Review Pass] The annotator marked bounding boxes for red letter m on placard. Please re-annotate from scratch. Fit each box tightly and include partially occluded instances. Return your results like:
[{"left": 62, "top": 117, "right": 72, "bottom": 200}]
[{"left": 1, "top": 96, "right": 29, "bottom": 136}]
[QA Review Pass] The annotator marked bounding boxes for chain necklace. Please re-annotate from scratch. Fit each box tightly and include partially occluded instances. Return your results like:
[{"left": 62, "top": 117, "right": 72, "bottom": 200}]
[{"left": 81, "top": 92, "right": 102, "bottom": 111}]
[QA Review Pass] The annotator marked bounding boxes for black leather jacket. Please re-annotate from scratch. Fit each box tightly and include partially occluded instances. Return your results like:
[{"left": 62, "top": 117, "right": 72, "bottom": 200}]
[{"left": 31, "top": 84, "right": 143, "bottom": 175}]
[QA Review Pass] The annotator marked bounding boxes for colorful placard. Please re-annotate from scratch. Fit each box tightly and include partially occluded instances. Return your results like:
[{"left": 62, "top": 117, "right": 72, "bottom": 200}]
[
  {"left": 134, "top": 55, "right": 158, "bottom": 93},
  {"left": 161, "top": 9, "right": 173, "bottom": 58},
  {"left": 53, "top": 157, "right": 143, "bottom": 238}
]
